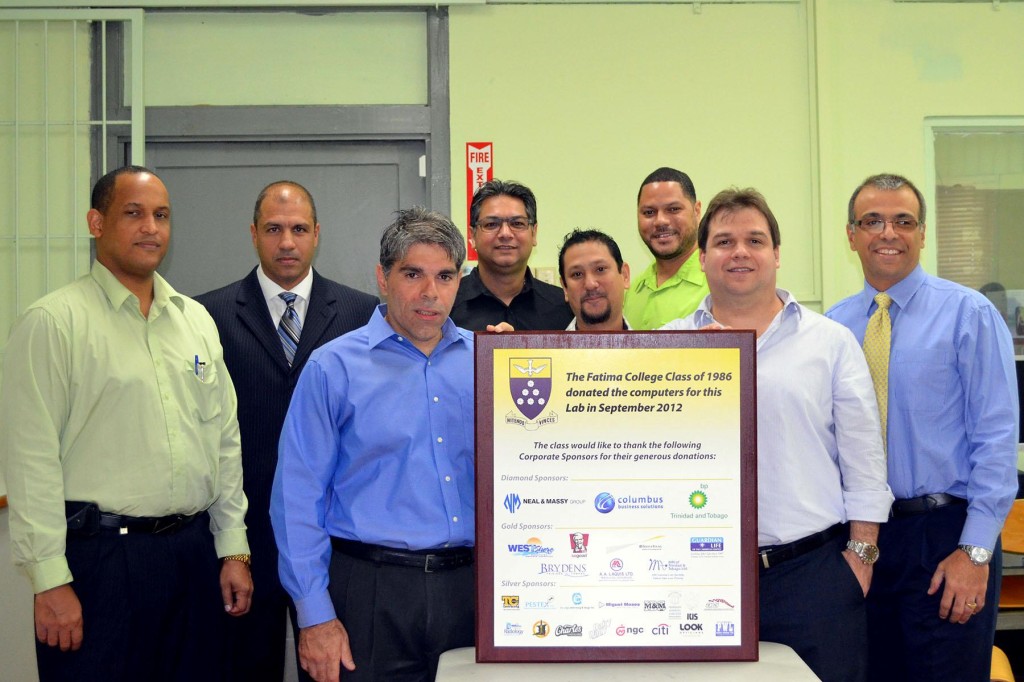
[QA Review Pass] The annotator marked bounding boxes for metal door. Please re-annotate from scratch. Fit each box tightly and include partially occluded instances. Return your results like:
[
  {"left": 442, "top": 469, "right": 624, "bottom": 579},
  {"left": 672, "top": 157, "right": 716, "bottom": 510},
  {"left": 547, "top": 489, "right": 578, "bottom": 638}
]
[{"left": 145, "top": 139, "right": 427, "bottom": 297}]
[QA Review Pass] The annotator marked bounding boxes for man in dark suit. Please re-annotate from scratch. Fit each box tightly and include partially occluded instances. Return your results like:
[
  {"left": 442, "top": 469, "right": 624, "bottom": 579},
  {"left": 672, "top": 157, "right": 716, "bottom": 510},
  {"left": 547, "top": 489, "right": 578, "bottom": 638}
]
[{"left": 197, "top": 181, "right": 377, "bottom": 681}]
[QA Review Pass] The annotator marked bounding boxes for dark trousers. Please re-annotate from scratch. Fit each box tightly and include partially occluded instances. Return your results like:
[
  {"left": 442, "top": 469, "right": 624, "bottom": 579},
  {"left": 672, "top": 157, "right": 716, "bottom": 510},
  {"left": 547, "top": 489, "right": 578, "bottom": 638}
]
[
  {"left": 326, "top": 549, "right": 475, "bottom": 682},
  {"left": 760, "top": 531, "right": 868, "bottom": 682},
  {"left": 223, "top": 525, "right": 294, "bottom": 682},
  {"left": 36, "top": 515, "right": 226, "bottom": 682},
  {"left": 867, "top": 504, "right": 1001, "bottom": 682}
]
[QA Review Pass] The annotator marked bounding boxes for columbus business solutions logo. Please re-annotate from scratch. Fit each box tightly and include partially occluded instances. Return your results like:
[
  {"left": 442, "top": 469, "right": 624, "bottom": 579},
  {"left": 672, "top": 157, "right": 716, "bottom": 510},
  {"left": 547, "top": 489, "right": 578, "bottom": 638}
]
[{"left": 595, "top": 491, "right": 664, "bottom": 513}]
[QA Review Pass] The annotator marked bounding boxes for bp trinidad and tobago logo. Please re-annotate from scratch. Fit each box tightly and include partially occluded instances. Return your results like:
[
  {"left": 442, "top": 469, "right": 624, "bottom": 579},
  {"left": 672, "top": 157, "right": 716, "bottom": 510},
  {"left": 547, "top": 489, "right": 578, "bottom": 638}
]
[{"left": 509, "top": 358, "right": 552, "bottom": 421}]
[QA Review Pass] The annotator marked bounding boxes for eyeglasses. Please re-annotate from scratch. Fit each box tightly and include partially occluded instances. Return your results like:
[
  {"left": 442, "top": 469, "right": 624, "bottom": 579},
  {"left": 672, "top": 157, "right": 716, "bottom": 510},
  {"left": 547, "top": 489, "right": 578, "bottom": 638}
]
[
  {"left": 476, "top": 217, "right": 534, "bottom": 232},
  {"left": 851, "top": 217, "right": 921, "bottom": 233}
]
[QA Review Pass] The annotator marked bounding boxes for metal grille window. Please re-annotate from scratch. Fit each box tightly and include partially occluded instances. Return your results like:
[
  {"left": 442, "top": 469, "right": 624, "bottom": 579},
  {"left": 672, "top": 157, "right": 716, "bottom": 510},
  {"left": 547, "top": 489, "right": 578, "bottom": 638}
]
[{"left": 0, "top": 10, "right": 144, "bottom": 365}]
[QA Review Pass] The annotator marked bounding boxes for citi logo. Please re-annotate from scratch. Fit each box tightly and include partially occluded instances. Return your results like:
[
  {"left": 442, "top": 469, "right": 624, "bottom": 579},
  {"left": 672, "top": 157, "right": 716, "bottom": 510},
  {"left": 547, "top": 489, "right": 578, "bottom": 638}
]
[{"left": 651, "top": 624, "right": 670, "bottom": 636}]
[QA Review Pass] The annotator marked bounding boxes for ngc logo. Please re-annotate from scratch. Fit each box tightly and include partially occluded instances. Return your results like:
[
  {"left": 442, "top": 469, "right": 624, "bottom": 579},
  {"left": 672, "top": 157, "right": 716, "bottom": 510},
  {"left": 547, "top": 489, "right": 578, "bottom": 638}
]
[{"left": 616, "top": 625, "right": 644, "bottom": 636}]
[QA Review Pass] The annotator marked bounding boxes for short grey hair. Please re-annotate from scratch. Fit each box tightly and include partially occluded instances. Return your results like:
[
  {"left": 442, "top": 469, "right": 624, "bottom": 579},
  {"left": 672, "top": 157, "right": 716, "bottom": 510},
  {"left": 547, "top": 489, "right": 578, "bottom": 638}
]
[
  {"left": 379, "top": 207, "right": 466, "bottom": 275},
  {"left": 847, "top": 173, "right": 927, "bottom": 225}
]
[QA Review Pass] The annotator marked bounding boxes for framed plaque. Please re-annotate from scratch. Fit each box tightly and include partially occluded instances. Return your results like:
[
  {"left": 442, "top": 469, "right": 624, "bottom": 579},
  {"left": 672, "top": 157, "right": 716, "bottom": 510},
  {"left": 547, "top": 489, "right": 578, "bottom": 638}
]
[{"left": 475, "top": 330, "right": 757, "bottom": 663}]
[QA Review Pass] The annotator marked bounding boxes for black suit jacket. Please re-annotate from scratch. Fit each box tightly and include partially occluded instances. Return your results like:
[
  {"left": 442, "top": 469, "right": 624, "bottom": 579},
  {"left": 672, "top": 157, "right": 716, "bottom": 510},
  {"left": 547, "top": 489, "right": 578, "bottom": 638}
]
[{"left": 196, "top": 268, "right": 377, "bottom": 543}]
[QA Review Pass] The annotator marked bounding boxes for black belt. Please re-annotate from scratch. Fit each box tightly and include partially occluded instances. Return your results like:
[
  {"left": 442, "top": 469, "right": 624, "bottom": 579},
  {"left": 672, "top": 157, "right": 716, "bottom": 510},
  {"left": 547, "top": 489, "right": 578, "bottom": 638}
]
[
  {"left": 331, "top": 537, "right": 474, "bottom": 573},
  {"left": 97, "top": 512, "right": 200, "bottom": 534},
  {"left": 759, "top": 524, "right": 844, "bottom": 569},
  {"left": 890, "top": 493, "right": 966, "bottom": 518},
  {"left": 66, "top": 501, "right": 202, "bottom": 536}
]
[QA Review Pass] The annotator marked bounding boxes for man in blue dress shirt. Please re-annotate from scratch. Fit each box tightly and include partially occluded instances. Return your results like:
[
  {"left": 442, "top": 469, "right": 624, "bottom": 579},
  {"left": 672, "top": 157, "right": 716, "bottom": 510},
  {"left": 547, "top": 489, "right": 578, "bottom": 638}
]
[
  {"left": 271, "top": 207, "right": 474, "bottom": 682},
  {"left": 827, "top": 173, "right": 1019, "bottom": 681}
]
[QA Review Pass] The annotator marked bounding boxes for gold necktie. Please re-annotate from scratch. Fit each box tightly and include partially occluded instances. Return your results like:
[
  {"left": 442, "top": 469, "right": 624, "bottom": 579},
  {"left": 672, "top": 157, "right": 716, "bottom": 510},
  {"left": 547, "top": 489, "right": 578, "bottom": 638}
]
[{"left": 863, "top": 292, "right": 892, "bottom": 452}]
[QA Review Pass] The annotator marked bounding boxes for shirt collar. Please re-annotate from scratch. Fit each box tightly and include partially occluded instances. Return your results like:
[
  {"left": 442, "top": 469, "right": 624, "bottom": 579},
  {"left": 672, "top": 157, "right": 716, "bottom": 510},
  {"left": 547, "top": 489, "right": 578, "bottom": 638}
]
[
  {"left": 634, "top": 251, "right": 703, "bottom": 291},
  {"left": 566, "top": 317, "right": 632, "bottom": 330},
  {"left": 858, "top": 265, "right": 926, "bottom": 314},
  {"left": 91, "top": 260, "right": 183, "bottom": 314},
  {"left": 366, "top": 304, "right": 466, "bottom": 353},
  {"left": 256, "top": 265, "right": 314, "bottom": 306},
  {"left": 463, "top": 266, "right": 536, "bottom": 301},
  {"left": 691, "top": 288, "right": 800, "bottom": 328}
]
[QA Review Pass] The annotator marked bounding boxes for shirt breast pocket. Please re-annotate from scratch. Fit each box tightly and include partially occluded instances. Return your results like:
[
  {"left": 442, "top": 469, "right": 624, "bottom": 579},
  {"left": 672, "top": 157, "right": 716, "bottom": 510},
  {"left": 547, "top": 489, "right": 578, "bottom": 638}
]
[
  {"left": 891, "top": 349, "right": 953, "bottom": 414},
  {"left": 183, "top": 361, "right": 222, "bottom": 423}
]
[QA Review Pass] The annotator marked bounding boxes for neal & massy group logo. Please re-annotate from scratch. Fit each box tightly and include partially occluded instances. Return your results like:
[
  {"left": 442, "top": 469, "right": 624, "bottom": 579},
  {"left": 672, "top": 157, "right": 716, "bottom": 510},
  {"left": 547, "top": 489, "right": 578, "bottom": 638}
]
[
  {"left": 569, "top": 531, "right": 590, "bottom": 556},
  {"left": 510, "top": 357, "right": 552, "bottom": 418},
  {"left": 594, "top": 492, "right": 616, "bottom": 514},
  {"left": 504, "top": 493, "right": 522, "bottom": 514}
]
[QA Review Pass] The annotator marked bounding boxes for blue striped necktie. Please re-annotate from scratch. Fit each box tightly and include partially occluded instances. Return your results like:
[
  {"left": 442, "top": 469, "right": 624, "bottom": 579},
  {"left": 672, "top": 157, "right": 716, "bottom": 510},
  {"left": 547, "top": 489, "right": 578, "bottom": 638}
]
[{"left": 278, "top": 292, "right": 302, "bottom": 366}]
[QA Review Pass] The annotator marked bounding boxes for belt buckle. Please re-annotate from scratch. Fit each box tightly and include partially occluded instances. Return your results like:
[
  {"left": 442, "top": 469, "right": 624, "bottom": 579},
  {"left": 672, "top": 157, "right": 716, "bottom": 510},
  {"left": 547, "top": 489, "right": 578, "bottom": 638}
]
[
  {"left": 759, "top": 550, "right": 771, "bottom": 569},
  {"left": 424, "top": 554, "right": 437, "bottom": 573},
  {"left": 153, "top": 516, "right": 181, "bottom": 534}
]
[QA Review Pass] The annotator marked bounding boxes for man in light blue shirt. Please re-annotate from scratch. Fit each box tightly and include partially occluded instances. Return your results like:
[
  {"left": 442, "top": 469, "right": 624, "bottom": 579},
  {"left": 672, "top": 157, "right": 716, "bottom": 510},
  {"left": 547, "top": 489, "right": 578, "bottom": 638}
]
[
  {"left": 271, "top": 208, "right": 474, "bottom": 682},
  {"left": 827, "top": 173, "right": 1019, "bottom": 681}
]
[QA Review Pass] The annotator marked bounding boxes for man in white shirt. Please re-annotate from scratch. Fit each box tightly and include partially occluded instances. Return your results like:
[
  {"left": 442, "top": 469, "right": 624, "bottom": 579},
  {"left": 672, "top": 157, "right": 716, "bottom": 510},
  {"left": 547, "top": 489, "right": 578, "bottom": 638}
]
[
  {"left": 662, "top": 187, "right": 892, "bottom": 682},
  {"left": 558, "top": 228, "right": 632, "bottom": 331}
]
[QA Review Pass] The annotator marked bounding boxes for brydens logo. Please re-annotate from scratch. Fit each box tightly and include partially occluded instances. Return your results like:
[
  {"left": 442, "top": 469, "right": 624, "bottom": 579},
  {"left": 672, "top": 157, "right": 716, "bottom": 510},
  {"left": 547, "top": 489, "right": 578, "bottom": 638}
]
[{"left": 595, "top": 492, "right": 616, "bottom": 513}]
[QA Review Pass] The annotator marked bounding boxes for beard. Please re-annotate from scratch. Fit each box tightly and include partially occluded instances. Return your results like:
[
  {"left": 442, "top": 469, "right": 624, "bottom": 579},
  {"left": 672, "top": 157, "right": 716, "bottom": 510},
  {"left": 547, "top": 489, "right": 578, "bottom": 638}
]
[{"left": 580, "top": 297, "right": 612, "bottom": 326}]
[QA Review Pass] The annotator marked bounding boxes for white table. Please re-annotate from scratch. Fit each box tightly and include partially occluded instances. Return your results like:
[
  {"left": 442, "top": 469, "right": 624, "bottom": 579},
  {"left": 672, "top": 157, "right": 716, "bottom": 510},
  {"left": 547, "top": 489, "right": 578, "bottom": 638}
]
[{"left": 436, "top": 643, "right": 821, "bottom": 681}]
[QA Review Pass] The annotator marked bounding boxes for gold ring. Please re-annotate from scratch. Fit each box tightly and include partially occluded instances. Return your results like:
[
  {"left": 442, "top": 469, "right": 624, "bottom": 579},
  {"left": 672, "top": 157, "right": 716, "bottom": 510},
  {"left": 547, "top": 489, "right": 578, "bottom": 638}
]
[{"left": 966, "top": 601, "right": 977, "bottom": 610}]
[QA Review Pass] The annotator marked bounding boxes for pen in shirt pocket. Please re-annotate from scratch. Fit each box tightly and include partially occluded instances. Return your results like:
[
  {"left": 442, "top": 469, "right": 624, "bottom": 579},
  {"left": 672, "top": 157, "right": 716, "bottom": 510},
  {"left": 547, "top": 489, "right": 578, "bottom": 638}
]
[{"left": 194, "top": 354, "right": 206, "bottom": 382}]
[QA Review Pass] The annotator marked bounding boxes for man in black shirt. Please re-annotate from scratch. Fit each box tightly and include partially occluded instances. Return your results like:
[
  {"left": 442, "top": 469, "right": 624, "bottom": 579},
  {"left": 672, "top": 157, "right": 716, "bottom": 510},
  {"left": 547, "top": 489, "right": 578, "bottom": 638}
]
[{"left": 450, "top": 179, "right": 573, "bottom": 331}]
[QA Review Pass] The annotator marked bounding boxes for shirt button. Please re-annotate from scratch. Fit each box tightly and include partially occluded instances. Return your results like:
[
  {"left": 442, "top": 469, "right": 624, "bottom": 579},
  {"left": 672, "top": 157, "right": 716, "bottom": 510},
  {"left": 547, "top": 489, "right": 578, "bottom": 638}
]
[
  {"left": 437, "top": 437, "right": 443, "bottom": 443},
  {"left": 397, "top": 336, "right": 405, "bottom": 342},
  {"left": 445, "top": 476, "right": 452, "bottom": 482},
  {"left": 433, "top": 396, "right": 439, "bottom": 403},
  {"left": 452, "top": 516, "right": 459, "bottom": 522}
]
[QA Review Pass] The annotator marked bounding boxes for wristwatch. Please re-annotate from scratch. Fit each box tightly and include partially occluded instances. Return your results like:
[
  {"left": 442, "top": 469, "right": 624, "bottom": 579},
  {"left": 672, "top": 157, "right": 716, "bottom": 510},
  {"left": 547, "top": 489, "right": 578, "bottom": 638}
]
[
  {"left": 846, "top": 540, "right": 880, "bottom": 565},
  {"left": 222, "top": 553, "right": 252, "bottom": 568},
  {"left": 957, "top": 544, "right": 993, "bottom": 566}
]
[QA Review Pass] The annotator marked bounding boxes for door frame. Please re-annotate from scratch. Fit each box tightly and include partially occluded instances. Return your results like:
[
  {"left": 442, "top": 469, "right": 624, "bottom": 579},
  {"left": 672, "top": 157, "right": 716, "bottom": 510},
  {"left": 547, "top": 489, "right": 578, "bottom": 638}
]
[{"left": 105, "top": 8, "right": 451, "bottom": 216}]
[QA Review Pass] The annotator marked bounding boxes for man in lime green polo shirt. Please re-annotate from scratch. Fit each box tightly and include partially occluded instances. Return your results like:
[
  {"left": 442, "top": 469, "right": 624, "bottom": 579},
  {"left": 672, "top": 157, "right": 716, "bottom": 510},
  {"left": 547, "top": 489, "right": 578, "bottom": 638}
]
[{"left": 623, "top": 167, "right": 709, "bottom": 329}]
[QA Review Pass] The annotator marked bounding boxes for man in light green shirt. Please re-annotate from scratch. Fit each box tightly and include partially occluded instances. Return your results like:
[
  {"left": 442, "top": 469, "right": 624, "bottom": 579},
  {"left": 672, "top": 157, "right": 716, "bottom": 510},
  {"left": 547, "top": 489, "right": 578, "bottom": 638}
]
[
  {"left": 623, "top": 166, "right": 709, "bottom": 329},
  {"left": 0, "top": 166, "right": 251, "bottom": 681}
]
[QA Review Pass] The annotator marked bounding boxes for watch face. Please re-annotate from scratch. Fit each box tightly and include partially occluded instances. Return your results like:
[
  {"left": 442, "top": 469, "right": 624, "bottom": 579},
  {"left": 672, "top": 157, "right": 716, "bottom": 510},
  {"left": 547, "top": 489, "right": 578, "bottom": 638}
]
[
  {"left": 848, "top": 541, "right": 880, "bottom": 564},
  {"left": 970, "top": 547, "right": 992, "bottom": 565}
]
